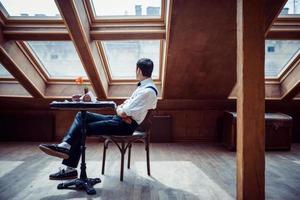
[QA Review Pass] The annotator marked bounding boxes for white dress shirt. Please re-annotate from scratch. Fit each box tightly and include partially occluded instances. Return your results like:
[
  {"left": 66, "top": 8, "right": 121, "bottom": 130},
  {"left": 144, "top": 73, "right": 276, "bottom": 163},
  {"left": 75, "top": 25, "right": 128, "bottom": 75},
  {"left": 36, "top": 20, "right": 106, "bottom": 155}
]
[{"left": 118, "top": 78, "right": 158, "bottom": 124}]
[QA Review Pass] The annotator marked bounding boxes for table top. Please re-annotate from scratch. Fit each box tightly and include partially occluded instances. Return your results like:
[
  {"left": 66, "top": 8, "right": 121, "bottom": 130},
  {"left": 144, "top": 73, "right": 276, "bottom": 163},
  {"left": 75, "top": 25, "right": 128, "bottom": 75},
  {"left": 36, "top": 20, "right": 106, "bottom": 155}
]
[{"left": 50, "top": 100, "right": 117, "bottom": 110}]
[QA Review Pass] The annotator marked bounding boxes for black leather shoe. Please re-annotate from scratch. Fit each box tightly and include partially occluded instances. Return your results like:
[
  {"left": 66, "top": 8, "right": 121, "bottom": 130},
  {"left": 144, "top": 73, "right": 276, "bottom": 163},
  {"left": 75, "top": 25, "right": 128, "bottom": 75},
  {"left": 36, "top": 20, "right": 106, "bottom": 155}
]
[
  {"left": 49, "top": 168, "right": 78, "bottom": 180},
  {"left": 39, "top": 144, "right": 70, "bottom": 159}
]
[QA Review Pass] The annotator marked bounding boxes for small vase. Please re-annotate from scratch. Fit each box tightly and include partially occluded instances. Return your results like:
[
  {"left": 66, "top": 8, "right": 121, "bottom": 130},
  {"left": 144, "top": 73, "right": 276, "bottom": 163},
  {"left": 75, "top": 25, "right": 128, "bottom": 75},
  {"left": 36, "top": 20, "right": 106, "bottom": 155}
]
[{"left": 84, "top": 87, "right": 89, "bottom": 94}]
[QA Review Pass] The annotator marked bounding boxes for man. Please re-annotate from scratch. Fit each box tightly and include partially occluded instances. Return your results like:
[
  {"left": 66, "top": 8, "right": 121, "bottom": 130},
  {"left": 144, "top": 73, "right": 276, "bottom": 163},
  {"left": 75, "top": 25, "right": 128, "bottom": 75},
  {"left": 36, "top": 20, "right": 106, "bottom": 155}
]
[{"left": 39, "top": 58, "right": 158, "bottom": 180}]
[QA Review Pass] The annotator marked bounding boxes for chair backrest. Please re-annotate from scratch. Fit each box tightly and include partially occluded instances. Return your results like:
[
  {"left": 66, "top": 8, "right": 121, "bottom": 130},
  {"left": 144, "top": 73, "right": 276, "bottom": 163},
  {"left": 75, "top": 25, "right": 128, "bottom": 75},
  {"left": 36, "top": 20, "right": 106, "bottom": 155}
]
[{"left": 135, "top": 109, "right": 154, "bottom": 132}]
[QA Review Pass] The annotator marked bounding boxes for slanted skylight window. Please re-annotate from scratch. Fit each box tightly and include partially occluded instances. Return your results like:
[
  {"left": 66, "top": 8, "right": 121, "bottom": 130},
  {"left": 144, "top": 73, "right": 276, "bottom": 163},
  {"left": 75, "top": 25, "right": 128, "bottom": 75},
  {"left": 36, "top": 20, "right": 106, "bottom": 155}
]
[
  {"left": 91, "top": 0, "right": 161, "bottom": 19},
  {"left": 0, "top": 0, "right": 61, "bottom": 18},
  {"left": 265, "top": 40, "right": 300, "bottom": 77},
  {"left": 101, "top": 40, "right": 160, "bottom": 80},
  {"left": 279, "top": 0, "right": 300, "bottom": 16},
  {"left": 27, "top": 41, "right": 87, "bottom": 78},
  {"left": 0, "top": 63, "right": 13, "bottom": 78}
]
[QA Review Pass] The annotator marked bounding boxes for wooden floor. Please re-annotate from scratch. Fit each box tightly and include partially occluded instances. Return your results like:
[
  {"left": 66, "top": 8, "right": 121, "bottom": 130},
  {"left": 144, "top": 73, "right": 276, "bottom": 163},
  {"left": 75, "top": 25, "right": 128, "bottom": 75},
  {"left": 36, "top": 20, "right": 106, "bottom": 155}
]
[{"left": 0, "top": 142, "right": 300, "bottom": 200}]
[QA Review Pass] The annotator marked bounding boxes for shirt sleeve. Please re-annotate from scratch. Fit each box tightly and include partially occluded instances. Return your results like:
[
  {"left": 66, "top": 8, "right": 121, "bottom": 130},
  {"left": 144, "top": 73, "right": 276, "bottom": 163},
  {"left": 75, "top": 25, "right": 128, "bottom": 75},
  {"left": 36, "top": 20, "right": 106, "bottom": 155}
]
[{"left": 121, "top": 90, "right": 156, "bottom": 117}]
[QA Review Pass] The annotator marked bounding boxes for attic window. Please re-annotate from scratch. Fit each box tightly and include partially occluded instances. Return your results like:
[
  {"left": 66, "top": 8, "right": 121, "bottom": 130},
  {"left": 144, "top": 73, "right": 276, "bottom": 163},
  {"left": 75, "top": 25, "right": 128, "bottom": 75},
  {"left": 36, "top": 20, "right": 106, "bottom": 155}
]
[
  {"left": 265, "top": 40, "right": 300, "bottom": 77},
  {"left": 90, "top": 0, "right": 162, "bottom": 19},
  {"left": 27, "top": 41, "right": 87, "bottom": 79},
  {"left": 279, "top": 0, "right": 300, "bottom": 16},
  {"left": 0, "top": 63, "right": 13, "bottom": 78},
  {"left": 100, "top": 40, "right": 161, "bottom": 80},
  {"left": 0, "top": 0, "right": 61, "bottom": 18}
]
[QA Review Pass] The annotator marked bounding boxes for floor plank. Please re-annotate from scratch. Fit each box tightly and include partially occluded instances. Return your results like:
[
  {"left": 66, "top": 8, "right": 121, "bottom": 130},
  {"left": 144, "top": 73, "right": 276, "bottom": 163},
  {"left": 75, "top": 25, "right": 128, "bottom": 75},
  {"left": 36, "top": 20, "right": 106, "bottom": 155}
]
[{"left": 0, "top": 142, "right": 299, "bottom": 199}]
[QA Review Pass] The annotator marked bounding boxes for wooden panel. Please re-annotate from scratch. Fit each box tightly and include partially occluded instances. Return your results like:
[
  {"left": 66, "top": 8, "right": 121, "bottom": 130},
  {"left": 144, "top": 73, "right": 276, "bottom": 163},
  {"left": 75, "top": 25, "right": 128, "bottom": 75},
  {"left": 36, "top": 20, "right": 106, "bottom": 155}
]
[
  {"left": 237, "top": 0, "right": 265, "bottom": 199},
  {"left": 0, "top": 97, "right": 299, "bottom": 142},
  {"left": 108, "top": 84, "right": 162, "bottom": 98},
  {"left": 0, "top": 82, "right": 31, "bottom": 97},
  {"left": 156, "top": 110, "right": 223, "bottom": 142},
  {"left": 266, "top": 29, "right": 300, "bottom": 39},
  {"left": 266, "top": 18, "right": 300, "bottom": 39},
  {"left": 229, "top": 82, "right": 282, "bottom": 99},
  {"left": 0, "top": 110, "right": 54, "bottom": 141},
  {"left": 281, "top": 59, "right": 300, "bottom": 100},
  {"left": 264, "top": 0, "right": 288, "bottom": 34},
  {"left": 55, "top": 0, "right": 108, "bottom": 99},
  {"left": 90, "top": 28, "right": 165, "bottom": 40},
  {"left": 0, "top": 41, "right": 46, "bottom": 98},
  {"left": 164, "top": 0, "right": 236, "bottom": 99},
  {"left": 45, "top": 83, "right": 95, "bottom": 98},
  {"left": 3, "top": 25, "right": 70, "bottom": 40}
]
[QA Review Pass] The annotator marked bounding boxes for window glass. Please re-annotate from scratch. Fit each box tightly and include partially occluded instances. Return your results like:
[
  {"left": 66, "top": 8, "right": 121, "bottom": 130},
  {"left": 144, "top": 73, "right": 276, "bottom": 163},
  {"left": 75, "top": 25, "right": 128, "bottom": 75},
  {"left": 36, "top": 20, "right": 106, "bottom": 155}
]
[
  {"left": 265, "top": 40, "right": 300, "bottom": 77},
  {"left": 0, "top": 0, "right": 61, "bottom": 18},
  {"left": 91, "top": 0, "right": 161, "bottom": 18},
  {"left": 0, "top": 63, "right": 13, "bottom": 78},
  {"left": 279, "top": 0, "right": 300, "bottom": 15},
  {"left": 27, "top": 41, "right": 87, "bottom": 78},
  {"left": 102, "top": 40, "right": 160, "bottom": 79}
]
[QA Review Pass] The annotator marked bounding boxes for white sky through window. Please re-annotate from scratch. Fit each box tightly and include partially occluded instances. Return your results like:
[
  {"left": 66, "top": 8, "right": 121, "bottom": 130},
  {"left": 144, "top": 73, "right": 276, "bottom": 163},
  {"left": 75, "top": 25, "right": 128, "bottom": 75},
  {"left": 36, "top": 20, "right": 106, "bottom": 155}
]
[{"left": 0, "top": 0, "right": 60, "bottom": 17}]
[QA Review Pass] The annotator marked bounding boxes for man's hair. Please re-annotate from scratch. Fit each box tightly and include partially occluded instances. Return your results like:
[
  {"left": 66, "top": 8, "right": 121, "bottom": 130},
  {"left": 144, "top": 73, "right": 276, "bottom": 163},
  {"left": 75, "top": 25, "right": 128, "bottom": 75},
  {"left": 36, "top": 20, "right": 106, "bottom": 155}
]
[{"left": 136, "top": 58, "right": 153, "bottom": 77}]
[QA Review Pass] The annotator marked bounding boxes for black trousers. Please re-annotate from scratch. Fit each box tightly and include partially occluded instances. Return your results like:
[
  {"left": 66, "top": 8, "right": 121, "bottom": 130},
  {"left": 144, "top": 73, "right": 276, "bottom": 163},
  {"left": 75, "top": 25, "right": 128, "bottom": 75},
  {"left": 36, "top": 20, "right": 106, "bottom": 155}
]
[{"left": 62, "top": 112, "right": 138, "bottom": 168}]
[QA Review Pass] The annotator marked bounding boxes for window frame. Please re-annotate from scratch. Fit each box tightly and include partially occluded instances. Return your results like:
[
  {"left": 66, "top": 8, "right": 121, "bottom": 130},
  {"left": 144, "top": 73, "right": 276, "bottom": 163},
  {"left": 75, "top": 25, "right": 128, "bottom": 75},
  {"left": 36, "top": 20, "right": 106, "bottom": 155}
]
[{"left": 96, "top": 39, "right": 163, "bottom": 84}]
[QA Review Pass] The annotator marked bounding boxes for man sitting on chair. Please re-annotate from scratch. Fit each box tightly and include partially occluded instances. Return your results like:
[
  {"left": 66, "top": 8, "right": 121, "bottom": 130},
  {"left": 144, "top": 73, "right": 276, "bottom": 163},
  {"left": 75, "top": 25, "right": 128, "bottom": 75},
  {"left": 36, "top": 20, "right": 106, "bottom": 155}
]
[{"left": 39, "top": 58, "right": 158, "bottom": 180}]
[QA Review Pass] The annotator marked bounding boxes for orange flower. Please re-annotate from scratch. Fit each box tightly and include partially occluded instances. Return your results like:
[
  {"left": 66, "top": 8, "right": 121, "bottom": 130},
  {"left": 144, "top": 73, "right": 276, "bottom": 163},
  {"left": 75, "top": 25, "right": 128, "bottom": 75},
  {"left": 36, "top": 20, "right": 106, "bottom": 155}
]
[{"left": 75, "top": 76, "right": 84, "bottom": 85}]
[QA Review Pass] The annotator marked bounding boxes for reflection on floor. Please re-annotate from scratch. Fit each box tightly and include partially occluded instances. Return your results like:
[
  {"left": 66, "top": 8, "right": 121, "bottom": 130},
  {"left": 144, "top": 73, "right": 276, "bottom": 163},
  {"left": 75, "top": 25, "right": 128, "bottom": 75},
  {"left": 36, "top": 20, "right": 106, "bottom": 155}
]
[{"left": 0, "top": 142, "right": 299, "bottom": 200}]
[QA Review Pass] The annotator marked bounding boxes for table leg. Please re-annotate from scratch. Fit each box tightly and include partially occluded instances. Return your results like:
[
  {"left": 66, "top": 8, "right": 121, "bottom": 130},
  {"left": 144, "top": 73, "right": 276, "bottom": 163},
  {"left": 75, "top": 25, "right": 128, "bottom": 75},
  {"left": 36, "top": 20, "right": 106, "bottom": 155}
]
[{"left": 57, "top": 110, "right": 101, "bottom": 195}]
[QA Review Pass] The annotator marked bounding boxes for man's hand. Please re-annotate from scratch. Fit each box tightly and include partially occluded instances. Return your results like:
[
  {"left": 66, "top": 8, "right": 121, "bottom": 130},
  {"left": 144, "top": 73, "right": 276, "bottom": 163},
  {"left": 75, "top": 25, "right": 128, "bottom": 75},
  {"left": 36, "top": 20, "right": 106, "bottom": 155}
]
[
  {"left": 116, "top": 105, "right": 132, "bottom": 124},
  {"left": 122, "top": 116, "right": 132, "bottom": 124}
]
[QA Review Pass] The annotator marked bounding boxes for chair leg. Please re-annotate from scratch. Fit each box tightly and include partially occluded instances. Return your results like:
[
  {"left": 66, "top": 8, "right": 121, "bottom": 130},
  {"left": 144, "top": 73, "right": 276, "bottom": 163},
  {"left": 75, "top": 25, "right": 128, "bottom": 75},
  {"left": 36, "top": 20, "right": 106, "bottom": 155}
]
[
  {"left": 101, "top": 140, "right": 108, "bottom": 175},
  {"left": 127, "top": 144, "right": 132, "bottom": 169},
  {"left": 120, "top": 142, "right": 125, "bottom": 181},
  {"left": 145, "top": 139, "right": 151, "bottom": 176}
]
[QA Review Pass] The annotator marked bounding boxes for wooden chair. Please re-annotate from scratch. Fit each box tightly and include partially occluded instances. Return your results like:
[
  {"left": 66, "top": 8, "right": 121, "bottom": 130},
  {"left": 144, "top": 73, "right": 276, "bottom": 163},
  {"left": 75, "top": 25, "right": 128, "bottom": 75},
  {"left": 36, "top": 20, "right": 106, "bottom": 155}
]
[{"left": 101, "top": 110, "right": 154, "bottom": 181}]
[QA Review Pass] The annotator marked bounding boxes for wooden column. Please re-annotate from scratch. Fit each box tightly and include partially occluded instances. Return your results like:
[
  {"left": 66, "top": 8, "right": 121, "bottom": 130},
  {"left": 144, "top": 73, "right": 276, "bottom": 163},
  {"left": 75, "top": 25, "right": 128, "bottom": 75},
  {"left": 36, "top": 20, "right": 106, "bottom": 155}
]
[{"left": 237, "top": 0, "right": 265, "bottom": 199}]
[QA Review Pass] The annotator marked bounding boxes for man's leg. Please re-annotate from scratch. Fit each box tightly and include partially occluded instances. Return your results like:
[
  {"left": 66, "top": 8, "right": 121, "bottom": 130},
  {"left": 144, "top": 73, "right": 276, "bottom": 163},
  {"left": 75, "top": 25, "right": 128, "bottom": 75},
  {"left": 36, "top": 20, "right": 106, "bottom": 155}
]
[
  {"left": 39, "top": 112, "right": 113, "bottom": 163},
  {"left": 63, "top": 115, "right": 137, "bottom": 168},
  {"left": 61, "top": 112, "right": 114, "bottom": 168}
]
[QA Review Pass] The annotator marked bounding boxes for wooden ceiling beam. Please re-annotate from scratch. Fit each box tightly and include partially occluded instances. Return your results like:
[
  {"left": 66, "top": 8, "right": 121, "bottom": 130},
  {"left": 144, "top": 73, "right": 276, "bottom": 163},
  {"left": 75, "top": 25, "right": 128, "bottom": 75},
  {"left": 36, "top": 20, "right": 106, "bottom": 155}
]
[
  {"left": 266, "top": 19, "right": 300, "bottom": 39},
  {"left": 264, "top": 0, "right": 288, "bottom": 35},
  {"left": 3, "top": 26, "right": 70, "bottom": 40},
  {"left": 55, "top": 0, "right": 108, "bottom": 98},
  {"left": 281, "top": 58, "right": 300, "bottom": 100},
  {"left": 90, "top": 28, "right": 165, "bottom": 40},
  {"left": 0, "top": 41, "right": 46, "bottom": 98}
]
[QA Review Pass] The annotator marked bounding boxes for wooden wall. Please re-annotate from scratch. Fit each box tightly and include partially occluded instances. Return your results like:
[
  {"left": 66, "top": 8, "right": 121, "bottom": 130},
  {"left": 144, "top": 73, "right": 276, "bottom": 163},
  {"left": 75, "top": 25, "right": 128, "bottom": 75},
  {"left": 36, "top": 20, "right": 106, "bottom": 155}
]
[
  {"left": 0, "top": 98, "right": 299, "bottom": 143},
  {"left": 164, "top": 0, "right": 236, "bottom": 99}
]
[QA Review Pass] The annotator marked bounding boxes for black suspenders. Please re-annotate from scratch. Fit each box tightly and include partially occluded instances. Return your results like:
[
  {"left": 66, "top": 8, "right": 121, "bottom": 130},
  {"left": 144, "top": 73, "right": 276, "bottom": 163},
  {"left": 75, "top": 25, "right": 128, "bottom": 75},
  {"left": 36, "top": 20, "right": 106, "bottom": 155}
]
[{"left": 145, "top": 86, "right": 158, "bottom": 96}]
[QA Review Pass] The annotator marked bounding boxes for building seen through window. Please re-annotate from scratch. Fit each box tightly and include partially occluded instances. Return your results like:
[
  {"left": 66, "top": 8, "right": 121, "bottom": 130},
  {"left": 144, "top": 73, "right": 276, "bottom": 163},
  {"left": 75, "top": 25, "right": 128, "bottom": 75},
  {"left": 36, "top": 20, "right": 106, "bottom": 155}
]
[
  {"left": 91, "top": 0, "right": 161, "bottom": 18},
  {"left": 280, "top": 0, "right": 300, "bottom": 15},
  {"left": 265, "top": 40, "right": 300, "bottom": 77}
]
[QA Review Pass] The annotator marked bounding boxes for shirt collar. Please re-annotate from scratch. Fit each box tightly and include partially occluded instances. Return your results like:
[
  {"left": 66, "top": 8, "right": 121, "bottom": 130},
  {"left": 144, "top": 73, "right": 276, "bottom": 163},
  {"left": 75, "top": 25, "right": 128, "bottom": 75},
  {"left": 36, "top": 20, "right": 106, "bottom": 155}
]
[{"left": 138, "top": 78, "right": 153, "bottom": 87}]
